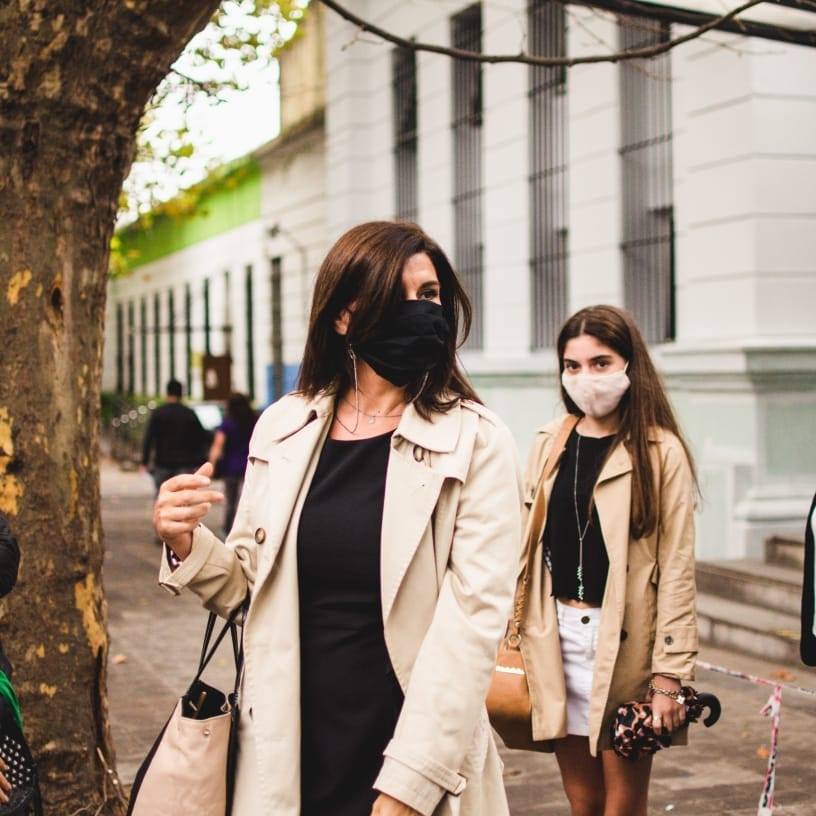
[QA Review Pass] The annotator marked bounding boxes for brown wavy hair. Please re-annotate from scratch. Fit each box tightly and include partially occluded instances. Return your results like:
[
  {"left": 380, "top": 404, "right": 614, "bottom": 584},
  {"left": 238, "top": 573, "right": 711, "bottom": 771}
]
[
  {"left": 557, "top": 305, "right": 698, "bottom": 539},
  {"left": 297, "top": 221, "right": 480, "bottom": 417}
]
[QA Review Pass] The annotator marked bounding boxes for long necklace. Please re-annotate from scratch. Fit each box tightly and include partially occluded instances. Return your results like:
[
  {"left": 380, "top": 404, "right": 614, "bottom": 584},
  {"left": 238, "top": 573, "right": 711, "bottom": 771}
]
[{"left": 572, "top": 434, "right": 593, "bottom": 602}]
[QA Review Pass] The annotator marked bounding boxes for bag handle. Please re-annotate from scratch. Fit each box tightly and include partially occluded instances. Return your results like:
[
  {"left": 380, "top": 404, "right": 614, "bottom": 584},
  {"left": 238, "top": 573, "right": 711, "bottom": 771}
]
[
  {"left": 507, "top": 414, "right": 578, "bottom": 645},
  {"left": 194, "top": 600, "right": 246, "bottom": 685}
]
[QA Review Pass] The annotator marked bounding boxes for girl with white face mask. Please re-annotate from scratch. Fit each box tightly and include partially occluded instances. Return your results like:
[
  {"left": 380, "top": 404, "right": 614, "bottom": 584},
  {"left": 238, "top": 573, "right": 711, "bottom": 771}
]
[{"left": 515, "top": 305, "right": 699, "bottom": 816}]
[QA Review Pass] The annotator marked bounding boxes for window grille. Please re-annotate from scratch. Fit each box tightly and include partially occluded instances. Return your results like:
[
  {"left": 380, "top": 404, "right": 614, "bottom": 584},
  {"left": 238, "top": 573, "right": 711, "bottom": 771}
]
[
  {"left": 140, "top": 297, "right": 148, "bottom": 395},
  {"left": 245, "top": 265, "right": 255, "bottom": 400},
  {"left": 127, "top": 301, "right": 135, "bottom": 395},
  {"left": 619, "top": 17, "right": 675, "bottom": 343},
  {"left": 270, "top": 257, "right": 284, "bottom": 401},
  {"left": 115, "top": 303, "right": 124, "bottom": 393},
  {"left": 184, "top": 284, "right": 193, "bottom": 396},
  {"left": 451, "top": 3, "right": 484, "bottom": 350},
  {"left": 153, "top": 292, "right": 162, "bottom": 395},
  {"left": 168, "top": 289, "right": 176, "bottom": 380},
  {"left": 528, "top": 0, "right": 568, "bottom": 349},
  {"left": 392, "top": 46, "right": 418, "bottom": 222}
]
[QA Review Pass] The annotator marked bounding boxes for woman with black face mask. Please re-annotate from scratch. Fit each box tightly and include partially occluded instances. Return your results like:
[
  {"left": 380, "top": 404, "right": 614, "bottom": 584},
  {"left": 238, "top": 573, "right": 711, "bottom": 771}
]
[{"left": 152, "top": 221, "right": 522, "bottom": 816}]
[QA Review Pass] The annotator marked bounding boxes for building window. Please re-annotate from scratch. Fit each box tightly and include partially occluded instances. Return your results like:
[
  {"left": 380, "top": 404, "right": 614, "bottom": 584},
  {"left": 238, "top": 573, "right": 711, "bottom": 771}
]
[
  {"left": 140, "top": 297, "right": 148, "bottom": 395},
  {"left": 184, "top": 284, "right": 193, "bottom": 396},
  {"left": 168, "top": 289, "right": 176, "bottom": 380},
  {"left": 451, "top": 3, "right": 484, "bottom": 350},
  {"left": 203, "top": 278, "right": 211, "bottom": 356},
  {"left": 392, "top": 45, "right": 418, "bottom": 222},
  {"left": 154, "top": 292, "right": 162, "bottom": 395},
  {"left": 528, "top": 0, "right": 568, "bottom": 349},
  {"left": 115, "top": 303, "right": 124, "bottom": 393},
  {"left": 270, "top": 257, "right": 284, "bottom": 401},
  {"left": 245, "top": 265, "right": 255, "bottom": 401},
  {"left": 127, "top": 301, "right": 135, "bottom": 396},
  {"left": 619, "top": 17, "right": 675, "bottom": 344}
]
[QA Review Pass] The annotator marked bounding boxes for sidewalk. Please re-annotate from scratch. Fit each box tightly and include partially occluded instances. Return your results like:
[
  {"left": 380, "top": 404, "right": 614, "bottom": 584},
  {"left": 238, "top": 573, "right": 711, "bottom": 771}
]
[{"left": 102, "top": 461, "right": 816, "bottom": 814}]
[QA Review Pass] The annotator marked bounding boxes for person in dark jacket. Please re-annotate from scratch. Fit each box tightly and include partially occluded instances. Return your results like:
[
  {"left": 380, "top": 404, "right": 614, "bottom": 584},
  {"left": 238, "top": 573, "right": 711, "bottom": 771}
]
[
  {"left": 141, "top": 379, "right": 209, "bottom": 494},
  {"left": 0, "top": 513, "right": 19, "bottom": 805},
  {"left": 801, "top": 490, "right": 816, "bottom": 666},
  {"left": 0, "top": 513, "right": 19, "bottom": 680}
]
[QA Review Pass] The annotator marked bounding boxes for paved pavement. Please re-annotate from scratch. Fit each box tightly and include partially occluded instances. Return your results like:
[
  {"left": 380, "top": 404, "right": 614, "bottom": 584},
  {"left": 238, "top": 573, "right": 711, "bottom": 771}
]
[{"left": 102, "top": 461, "right": 816, "bottom": 815}]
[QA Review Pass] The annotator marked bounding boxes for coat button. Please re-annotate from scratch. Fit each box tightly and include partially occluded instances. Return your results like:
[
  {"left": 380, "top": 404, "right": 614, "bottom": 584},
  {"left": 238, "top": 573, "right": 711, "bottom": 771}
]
[
  {"left": 664, "top": 635, "right": 674, "bottom": 645},
  {"left": 254, "top": 528, "right": 266, "bottom": 544},
  {"left": 581, "top": 616, "right": 590, "bottom": 625},
  {"left": 620, "top": 629, "right": 628, "bottom": 642}
]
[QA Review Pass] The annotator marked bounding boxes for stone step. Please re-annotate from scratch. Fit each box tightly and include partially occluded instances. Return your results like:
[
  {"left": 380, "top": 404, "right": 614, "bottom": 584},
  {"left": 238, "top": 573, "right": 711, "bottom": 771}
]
[
  {"left": 765, "top": 535, "right": 805, "bottom": 570},
  {"left": 696, "top": 558, "right": 802, "bottom": 617},
  {"left": 696, "top": 592, "right": 801, "bottom": 666}
]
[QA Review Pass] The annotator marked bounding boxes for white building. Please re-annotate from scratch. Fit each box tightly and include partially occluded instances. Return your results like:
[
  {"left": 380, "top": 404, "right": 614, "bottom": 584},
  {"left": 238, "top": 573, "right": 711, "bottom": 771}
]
[
  {"left": 104, "top": 0, "right": 816, "bottom": 565},
  {"left": 323, "top": 0, "right": 816, "bottom": 562}
]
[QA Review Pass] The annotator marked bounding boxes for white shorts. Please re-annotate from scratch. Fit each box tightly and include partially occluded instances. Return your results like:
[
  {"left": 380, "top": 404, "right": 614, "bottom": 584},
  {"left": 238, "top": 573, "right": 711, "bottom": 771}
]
[{"left": 556, "top": 600, "right": 601, "bottom": 737}]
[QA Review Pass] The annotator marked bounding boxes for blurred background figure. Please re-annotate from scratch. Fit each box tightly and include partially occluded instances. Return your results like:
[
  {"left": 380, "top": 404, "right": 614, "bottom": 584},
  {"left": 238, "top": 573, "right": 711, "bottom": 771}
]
[
  {"left": 141, "top": 379, "right": 210, "bottom": 496},
  {"left": 0, "top": 513, "right": 19, "bottom": 681},
  {"left": 208, "top": 393, "right": 257, "bottom": 536}
]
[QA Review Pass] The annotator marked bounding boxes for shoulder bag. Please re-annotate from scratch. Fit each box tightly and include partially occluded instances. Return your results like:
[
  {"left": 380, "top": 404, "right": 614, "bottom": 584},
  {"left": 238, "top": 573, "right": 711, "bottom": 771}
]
[{"left": 486, "top": 414, "right": 578, "bottom": 750}]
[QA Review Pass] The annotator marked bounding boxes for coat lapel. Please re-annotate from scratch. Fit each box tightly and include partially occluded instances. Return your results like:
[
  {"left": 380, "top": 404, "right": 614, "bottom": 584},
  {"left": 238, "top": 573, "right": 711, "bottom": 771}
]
[
  {"left": 594, "top": 442, "right": 633, "bottom": 622},
  {"left": 380, "top": 402, "right": 462, "bottom": 621},
  {"left": 251, "top": 396, "right": 333, "bottom": 593}
]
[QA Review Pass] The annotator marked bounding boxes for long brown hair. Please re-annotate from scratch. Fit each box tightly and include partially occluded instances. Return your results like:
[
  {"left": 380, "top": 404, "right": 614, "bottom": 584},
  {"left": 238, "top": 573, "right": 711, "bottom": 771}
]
[
  {"left": 557, "top": 305, "right": 698, "bottom": 539},
  {"left": 297, "top": 221, "right": 480, "bottom": 416}
]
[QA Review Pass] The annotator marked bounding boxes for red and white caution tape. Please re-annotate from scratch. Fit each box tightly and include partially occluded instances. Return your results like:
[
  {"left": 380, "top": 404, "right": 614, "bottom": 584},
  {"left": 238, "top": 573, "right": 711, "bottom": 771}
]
[{"left": 697, "top": 660, "right": 816, "bottom": 816}]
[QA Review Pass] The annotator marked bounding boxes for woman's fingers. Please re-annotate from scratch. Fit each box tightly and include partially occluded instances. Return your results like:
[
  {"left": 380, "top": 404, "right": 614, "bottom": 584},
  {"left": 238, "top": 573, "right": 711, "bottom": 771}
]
[
  {"left": 158, "top": 488, "right": 224, "bottom": 509},
  {"left": 161, "top": 503, "right": 213, "bottom": 523}
]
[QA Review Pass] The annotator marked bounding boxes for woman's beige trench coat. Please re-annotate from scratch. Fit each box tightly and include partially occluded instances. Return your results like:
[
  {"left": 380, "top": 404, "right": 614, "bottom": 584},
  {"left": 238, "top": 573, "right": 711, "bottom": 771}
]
[
  {"left": 158, "top": 392, "right": 522, "bottom": 816},
  {"left": 519, "top": 416, "right": 698, "bottom": 756}
]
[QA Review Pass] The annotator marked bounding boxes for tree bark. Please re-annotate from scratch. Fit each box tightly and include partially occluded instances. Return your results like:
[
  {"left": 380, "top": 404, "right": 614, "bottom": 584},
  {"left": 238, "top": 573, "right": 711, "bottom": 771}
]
[{"left": 0, "top": 2, "right": 220, "bottom": 811}]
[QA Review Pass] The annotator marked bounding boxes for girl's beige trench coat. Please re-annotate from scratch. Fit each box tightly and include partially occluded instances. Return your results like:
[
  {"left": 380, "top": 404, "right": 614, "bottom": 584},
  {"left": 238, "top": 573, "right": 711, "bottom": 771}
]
[
  {"left": 158, "top": 392, "right": 522, "bottom": 816},
  {"left": 520, "top": 416, "right": 699, "bottom": 756}
]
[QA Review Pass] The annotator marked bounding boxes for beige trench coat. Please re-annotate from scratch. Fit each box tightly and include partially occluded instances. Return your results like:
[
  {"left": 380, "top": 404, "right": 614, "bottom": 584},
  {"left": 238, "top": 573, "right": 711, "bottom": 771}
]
[
  {"left": 158, "top": 392, "right": 521, "bottom": 816},
  {"left": 519, "top": 416, "right": 698, "bottom": 756}
]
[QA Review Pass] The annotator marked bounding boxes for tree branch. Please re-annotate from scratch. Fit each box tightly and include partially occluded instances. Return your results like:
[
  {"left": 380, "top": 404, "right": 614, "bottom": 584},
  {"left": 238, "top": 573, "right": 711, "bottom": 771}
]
[{"left": 317, "top": 0, "right": 787, "bottom": 67}]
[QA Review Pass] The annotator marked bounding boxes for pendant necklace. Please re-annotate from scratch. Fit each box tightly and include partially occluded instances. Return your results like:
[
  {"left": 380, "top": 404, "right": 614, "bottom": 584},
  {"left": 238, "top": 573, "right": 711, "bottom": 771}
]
[
  {"left": 342, "top": 397, "right": 404, "bottom": 426},
  {"left": 572, "top": 434, "right": 592, "bottom": 601}
]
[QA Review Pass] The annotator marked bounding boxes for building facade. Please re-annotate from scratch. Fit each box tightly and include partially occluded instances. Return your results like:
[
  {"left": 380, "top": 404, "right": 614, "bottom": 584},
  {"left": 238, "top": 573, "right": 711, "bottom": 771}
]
[
  {"left": 103, "top": 0, "right": 816, "bottom": 560},
  {"left": 323, "top": 0, "right": 816, "bottom": 559}
]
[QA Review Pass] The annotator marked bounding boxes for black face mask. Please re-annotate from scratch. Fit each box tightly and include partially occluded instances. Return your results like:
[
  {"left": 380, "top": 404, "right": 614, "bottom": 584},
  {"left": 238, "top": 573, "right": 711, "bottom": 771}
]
[{"left": 352, "top": 300, "right": 450, "bottom": 387}]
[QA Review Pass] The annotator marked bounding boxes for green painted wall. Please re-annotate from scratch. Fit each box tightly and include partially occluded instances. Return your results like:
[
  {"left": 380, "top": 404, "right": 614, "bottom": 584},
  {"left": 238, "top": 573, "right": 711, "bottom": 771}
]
[{"left": 117, "top": 160, "right": 262, "bottom": 271}]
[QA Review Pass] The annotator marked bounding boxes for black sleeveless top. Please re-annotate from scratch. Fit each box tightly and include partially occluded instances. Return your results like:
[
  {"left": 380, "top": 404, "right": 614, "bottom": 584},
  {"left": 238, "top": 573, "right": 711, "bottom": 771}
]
[
  {"left": 542, "top": 429, "right": 614, "bottom": 605},
  {"left": 297, "top": 431, "right": 403, "bottom": 815}
]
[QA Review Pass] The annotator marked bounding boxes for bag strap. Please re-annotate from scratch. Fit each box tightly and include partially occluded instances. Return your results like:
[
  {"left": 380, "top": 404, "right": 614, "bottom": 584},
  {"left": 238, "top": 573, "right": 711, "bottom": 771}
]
[
  {"left": 194, "top": 600, "right": 246, "bottom": 684},
  {"left": 508, "top": 414, "right": 578, "bottom": 644}
]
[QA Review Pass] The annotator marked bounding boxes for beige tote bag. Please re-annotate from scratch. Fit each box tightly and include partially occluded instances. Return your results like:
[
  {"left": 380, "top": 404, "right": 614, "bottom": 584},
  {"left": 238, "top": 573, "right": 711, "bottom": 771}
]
[{"left": 127, "top": 608, "right": 243, "bottom": 816}]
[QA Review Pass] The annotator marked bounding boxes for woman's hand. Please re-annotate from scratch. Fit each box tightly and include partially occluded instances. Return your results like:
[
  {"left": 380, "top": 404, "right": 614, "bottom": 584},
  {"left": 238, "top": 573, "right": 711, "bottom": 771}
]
[
  {"left": 650, "top": 675, "right": 686, "bottom": 735},
  {"left": 0, "top": 756, "right": 11, "bottom": 803},
  {"left": 153, "top": 463, "right": 223, "bottom": 560},
  {"left": 371, "top": 792, "right": 421, "bottom": 815}
]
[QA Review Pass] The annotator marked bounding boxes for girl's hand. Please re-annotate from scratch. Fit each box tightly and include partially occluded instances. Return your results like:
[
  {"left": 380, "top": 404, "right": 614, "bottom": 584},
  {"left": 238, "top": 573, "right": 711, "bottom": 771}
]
[
  {"left": 371, "top": 792, "right": 422, "bottom": 815},
  {"left": 0, "top": 757, "right": 11, "bottom": 803},
  {"left": 650, "top": 675, "right": 686, "bottom": 735},
  {"left": 153, "top": 462, "right": 223, "bottom": 559}
]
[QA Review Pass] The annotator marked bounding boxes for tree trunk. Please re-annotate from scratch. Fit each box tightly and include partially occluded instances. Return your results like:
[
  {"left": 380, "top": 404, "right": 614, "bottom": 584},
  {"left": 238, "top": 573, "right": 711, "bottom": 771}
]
[{"left": 0, "top": 2, "right": 221, "bottom": 811}]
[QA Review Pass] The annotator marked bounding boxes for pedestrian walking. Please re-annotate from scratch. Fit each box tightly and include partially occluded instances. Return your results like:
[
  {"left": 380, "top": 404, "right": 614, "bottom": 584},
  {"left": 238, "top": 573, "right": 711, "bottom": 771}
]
[
  {"left": 141, "top": 379, "right": 209, "bottom": 494},
  {"left": 208, "top": 393, "right": 257, "bottom": 537},
  {"left": 0, "top": 512, "right": 19, "bottom": 804},
  {"left": 801, "top": 488, "right": 816, "bottom": 665},
  {"left": 514, "top": 305, "right": 698, "bottom": 816},
  {"left": 152, "top": 221, "right": 521, "bottom": 816}
]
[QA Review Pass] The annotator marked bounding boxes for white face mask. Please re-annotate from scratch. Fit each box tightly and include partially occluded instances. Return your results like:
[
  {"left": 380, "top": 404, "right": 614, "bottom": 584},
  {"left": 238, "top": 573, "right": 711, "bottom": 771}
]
[{"left": 561, "top": 364, "right": 630, "bottom": 419}]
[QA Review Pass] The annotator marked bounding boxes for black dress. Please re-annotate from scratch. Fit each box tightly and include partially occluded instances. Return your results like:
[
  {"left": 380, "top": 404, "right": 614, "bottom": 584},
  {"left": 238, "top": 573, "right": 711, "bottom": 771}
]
[{"left": 297, "top": 431, "right": 404, "bottom": 815}]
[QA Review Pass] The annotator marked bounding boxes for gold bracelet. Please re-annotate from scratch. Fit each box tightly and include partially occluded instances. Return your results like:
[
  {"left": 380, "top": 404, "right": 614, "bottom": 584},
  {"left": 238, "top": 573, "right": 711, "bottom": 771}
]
[{"left": 648, "top": 680, "right": 686, "bottom": 705}]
